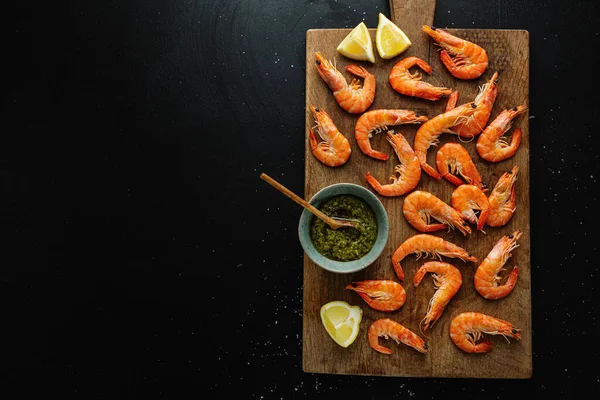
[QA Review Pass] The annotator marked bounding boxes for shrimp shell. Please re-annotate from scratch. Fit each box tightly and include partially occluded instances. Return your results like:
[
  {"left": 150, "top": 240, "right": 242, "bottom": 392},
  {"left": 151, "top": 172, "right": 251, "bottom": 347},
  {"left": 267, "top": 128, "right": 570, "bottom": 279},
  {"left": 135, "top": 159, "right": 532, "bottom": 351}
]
[
  {"left": 389, "top": 56, "right": 453, "bottom": 101},
  {"left": 436, "top": 143, "right": 487, "bottom": 191},
  {"left": 391, "top": 234, "right": 477, "bottom": 282},
  {"left": 308, "top": 105, "right": 351, "bottom": 167},
  {"left": 315, "top": 52, "right": 376, "bottom": 114},
  {"left": 474, "top": 230, "right": 522, "bottom": 300},
  {"left": 449, "top": 312, "right": 521, "bottom": 353},
  {"left": 355, "top": 109, "right": 428, "bottom": 161},
  {"left": 368, "top": 318, "right": 428, "bottom": 355},
  {"left": 402, "top": 190, "right": 472, "bottom": 236},
  {"left": 486, "top": 166, "right": 519, "bottom": 227},
  {"left": 413, "top": 261, "right": 463, "bottom": 332},
  {"left": 450, "top": 72, "right": 499, "bottom": 137},
  {"left": 365, "top": 131, "right": 421, "bottom": 197},
  {"left": 345, "top": 280, "right": 406, "bottom": 312},
  {"left": 423, "top": 25, "right": 489, "bottom": 80},
  {"left": 413, "top": 102, "right": 478, "bottom": 179},
  {"left": 476, "top": 105, "right": 528, "bottom": 162},
  {"left": 451, "top": 184, "right": 490, "bottom": 231}
]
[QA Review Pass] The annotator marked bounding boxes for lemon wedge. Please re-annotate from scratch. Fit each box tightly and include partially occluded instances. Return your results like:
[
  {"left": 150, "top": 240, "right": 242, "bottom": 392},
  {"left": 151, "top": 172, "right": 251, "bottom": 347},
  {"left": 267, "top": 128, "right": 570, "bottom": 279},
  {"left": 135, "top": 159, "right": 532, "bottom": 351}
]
[
  {"left": 320, "top": 301, "right": 363, "bottom": 348},
  {"left": 336, "top": 22, "right": 375, "bottom": 63},
  {"left": 375, "top": 13, "right": 411, "bottom": 59}
]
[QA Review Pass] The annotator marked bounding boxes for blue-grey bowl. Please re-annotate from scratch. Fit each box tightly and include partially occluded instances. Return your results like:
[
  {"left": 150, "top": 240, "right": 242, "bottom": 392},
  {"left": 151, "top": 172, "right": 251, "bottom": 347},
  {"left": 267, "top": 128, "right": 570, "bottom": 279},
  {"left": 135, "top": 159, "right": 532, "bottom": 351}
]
[{"left": 298, "top": 183, "right": 389, "bottom": 274}]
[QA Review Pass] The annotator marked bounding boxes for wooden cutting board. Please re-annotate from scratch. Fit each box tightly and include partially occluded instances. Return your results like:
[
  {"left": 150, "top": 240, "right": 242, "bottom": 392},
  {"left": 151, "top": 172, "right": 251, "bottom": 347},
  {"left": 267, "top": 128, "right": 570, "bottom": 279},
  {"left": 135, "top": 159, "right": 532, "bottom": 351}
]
[{"left": 302, "top": 0, "right": 531, "bottom": 378}]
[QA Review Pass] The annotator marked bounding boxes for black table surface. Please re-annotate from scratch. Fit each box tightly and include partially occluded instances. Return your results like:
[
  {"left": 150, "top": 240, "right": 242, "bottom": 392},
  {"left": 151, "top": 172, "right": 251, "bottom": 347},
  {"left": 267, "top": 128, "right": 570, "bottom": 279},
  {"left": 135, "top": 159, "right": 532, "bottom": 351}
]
[{"left": 4, "top": 0, "right": 600, "bottom": 398}]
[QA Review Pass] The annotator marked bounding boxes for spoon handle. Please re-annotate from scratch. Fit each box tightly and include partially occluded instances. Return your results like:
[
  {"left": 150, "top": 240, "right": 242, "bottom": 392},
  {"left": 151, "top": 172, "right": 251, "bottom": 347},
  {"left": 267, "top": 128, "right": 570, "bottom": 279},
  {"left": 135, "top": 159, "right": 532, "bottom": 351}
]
[{"left": 260, "top": 173, "right": 339, "bottom": 228}]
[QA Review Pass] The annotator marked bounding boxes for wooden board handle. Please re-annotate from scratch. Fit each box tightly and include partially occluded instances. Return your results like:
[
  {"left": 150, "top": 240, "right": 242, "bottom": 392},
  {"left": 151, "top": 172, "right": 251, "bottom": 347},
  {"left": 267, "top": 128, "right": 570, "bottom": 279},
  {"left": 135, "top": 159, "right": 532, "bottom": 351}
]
[{"left": 389, "top": 0, "right": 436, "bottom": 48}]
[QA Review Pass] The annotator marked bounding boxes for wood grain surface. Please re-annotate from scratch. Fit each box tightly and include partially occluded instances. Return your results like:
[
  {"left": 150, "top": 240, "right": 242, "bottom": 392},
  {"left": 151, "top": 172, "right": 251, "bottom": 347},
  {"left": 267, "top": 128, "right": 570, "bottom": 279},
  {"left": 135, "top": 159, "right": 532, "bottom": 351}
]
[{"left": 302, "top": 0, "right": 531, "bottom": 379}]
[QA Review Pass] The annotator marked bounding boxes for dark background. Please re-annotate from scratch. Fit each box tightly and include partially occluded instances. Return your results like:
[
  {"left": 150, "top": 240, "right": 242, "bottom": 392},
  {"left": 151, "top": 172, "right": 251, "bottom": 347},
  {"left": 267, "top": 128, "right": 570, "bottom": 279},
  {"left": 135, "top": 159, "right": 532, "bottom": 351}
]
[{"left": 3, "top": 0, "right": 599, "bottom": 398}]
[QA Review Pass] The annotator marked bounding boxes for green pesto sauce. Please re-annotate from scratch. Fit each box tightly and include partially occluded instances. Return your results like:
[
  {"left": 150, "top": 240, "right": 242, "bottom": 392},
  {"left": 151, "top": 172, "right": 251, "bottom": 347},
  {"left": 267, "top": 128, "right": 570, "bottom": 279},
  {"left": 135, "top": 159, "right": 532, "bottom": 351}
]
[{"left": 310, "top": 195, "right": 377, "bottom": 262}]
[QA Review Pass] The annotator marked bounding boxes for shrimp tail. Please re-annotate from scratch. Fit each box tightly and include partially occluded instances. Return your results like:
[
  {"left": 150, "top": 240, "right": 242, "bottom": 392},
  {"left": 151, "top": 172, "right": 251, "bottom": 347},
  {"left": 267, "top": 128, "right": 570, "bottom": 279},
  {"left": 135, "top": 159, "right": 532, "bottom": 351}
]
[
  {"left": 421, "top": 223, "right": 449, "bottom": 232},
  {"left": 505, "top": 266, "right": 519, "bottom": 289},
  {"left": 439, "top": 50, "right": 460, "bottom": 77},
  {"left": 309, "top": 129, "right": 319, "bottom": 151},
  {"left": 365, "top": 172, "right": 382, "bottom": 189},
  {"left": 509, "top": 127, "right": 523, "bottom": 151},
  {"left": 392, "top": 260, "right": 404, "bottom": 281},
  {"left": 477, "top": 207, "right": 490, "bottom": 231},
  {"left": 414, "top": 58, "right": 433, "bottom": 74},
  {"left": 412, "top": 268, "right": 426, "bottom": 287},
  {"left": 445, "top": 90, "right": 459, "bottom": 111},
  {"left": 346, "top": 64, "right": 369, "bottom": 78},
  {"left": 441, "top": 171, "right": 466, "bottom": 187},
  {"left": 473, "top": 341, "right": 494, "bottom": 353},
  {"left": 366, "top": 150, "right": 390, "bottom": 161},
  {"left": 421, "top": 162, "right": 442, "bottom": 179},
  {"left": 390, "top": 245, "right": 406, "bottom": 281},
  {"left": 365, "top": 172, "right": 389, "bottom": 194},
  {"left": 371, "top": 343, "right": 393, "bottom": 355}
]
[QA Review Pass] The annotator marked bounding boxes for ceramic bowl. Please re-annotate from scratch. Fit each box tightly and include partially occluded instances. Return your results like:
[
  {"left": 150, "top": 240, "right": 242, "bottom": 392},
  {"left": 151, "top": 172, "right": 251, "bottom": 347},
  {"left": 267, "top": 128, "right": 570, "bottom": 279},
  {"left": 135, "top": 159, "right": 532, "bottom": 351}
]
[{"left": 298, "top": 183, "right": 389, "bottom": 274}]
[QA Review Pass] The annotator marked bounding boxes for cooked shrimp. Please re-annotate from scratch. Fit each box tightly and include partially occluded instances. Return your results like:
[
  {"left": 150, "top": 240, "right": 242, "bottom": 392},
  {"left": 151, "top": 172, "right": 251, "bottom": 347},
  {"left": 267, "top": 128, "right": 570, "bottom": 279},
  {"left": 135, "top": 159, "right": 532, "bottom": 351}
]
[
  {"left": 476, "top": 105, "right": 528, "bottom": 162},
  {"left": 451, "top": 72, "right": 499, "bottom": 137},
  {"left": 451, "top": 184, "right": 490, "bottom": 231},
  {"left": 308, "top": 105, "right": 351, "bottom": 167},
  {"left": 474, "top": 230, "right": 522, "bottom": 300},
  {"left": 391, "top": 234, "right": 477, "bottom": 282},
  {"left": 413, "top": 102, "right": 478, "bottom": 179},
  {"left": 345, "top": 280, "right": 406, "bottom": 312},
  {"left": 355, "top": 109, "right": 428, "bottom": 161},
  {"left": 389, "top": 56, "right": 453, "bottom": 101},
  {"left": 413, "top": 261, "right": 462, "bottom": 332},
  {"left": 365, "top": 131, "right": 421, "bottom": 197},
  {"left": 423, "top": 25, "right": 488, "bottom": 80},
  {"left": 450, "top": 312, "right": 521, "bottom": 353},
  {"left": 315, "top": 52, "right": 375, "bottom": 114},
  {"left": 487, "top": 166, "right": 519, "bottom": 227},
  {"left": 436, "top": 143, "right": 487, "bottom": 191},
  {"left": 368, "top": 318, "right": 428, "bottom": 355},
  {"left": 403, "top": 190, "right": 472, "bottom": 236},
  {"left": 445, "top": 90, "right": 459, "bottom": 112}
]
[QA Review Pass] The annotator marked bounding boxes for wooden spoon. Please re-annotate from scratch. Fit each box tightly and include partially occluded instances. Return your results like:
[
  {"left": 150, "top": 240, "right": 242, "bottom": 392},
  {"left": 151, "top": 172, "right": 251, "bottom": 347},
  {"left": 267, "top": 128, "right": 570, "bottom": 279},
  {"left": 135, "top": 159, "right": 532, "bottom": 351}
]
[{"left": 260, "top": 173, "right": 360, "bottom": 230}]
